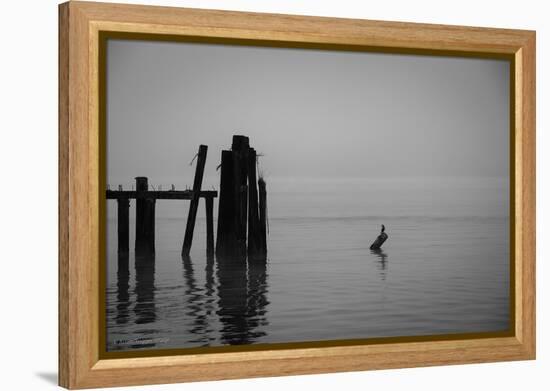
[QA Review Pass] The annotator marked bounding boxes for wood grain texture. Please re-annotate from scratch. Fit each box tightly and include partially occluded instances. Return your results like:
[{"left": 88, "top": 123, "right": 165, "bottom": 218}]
[
  {"left": 518, "top": 35, "right": 536, "bottom": 356},
  {"left": 58, "top": 1, "right": 536, "bottom": 388},
  {"left": 58, "top": 3, "right": 70, "bottom": 387}
]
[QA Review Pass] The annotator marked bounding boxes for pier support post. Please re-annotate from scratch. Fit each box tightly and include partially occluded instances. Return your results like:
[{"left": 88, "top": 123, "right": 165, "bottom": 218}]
[
  {"left": 216, "top": 150, "right": 236, "bottom": 258},
  {"left": 258, "top": 177, "right": 268, "bottom": 259},
  {"left": 135, "top": 177, "right": 155, "bottom": 254},
  {"left": 182, "top": 145, "right": 208, "bottom": 256},
  {"left": 117, "top": 198, "right": 130, "bottom": 254},
  {"left": 205, "top": 196, "right": 214, "bottom": 259},
  {"left": 247, "top": 148, "right": 262, "bottom": 260},
  {"left": 232, "top": 135, "right": 249, "bottom": 260}
]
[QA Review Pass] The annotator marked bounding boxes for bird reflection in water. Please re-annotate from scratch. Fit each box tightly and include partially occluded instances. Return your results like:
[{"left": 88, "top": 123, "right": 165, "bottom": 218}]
[{"left": 370, "top": 248, "right": 388, "bottom": 281}]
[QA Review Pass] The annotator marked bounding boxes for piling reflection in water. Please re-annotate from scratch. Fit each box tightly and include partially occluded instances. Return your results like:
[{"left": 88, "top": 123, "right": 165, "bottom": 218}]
[
  {"left": 115, "top": 253, "right": 130, "bottom": 325},
  {"left": 134, "top": 252, "right": 156, "bottom": 326},
  {"left": 202, "top": 254, "right": 217, "bottom": 344},
  {"left": 246, "top": 259, "right": 269, "bottom": 339},
  {"left": 370, "top": 249, "right": 388, "bottom": 281},
  {"left": 216, "top": 257, "right": 269, "bottom": 345},
  {"left": 181, "top": 255, "right": 217, "bottom": 346},
  {"left": 111, "top": 252, "right": 270, "bottom": 349}
]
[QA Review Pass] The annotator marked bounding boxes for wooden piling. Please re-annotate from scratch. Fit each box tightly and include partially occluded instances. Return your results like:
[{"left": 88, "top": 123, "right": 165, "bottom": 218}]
[
  {"left": 205, "top": 196, "right": 214, "bottom": 259},
  {"left": 247, "top": 148, "right": 262, "bottom": 260},
  {"left": 216, "top": 150, "right": 236, "bottom": 258},
  {"left": 216, "top": 136, "right": 268, "bottom": 261},
  {"left": 370, "top": 232, "right": 388, "bottom": 250},
  {"left": 182, "top": 145, "right": 208, "bottom": 256},
  {"left": 258, "top": 177, "right": 267, "bottom": 259},
  {"left": 117, "top": 198, "right": 130, "bottom": 254},
  {"left": 232, "top": 135, "right": 249, "bottom": 259},
  {"left": 135, "top": 177, "right": 155, "bottom": 254}
]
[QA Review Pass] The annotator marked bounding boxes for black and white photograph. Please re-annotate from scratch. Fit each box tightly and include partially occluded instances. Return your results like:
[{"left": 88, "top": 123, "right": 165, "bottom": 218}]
[{"left": 104, "top": 38, "right": 510, "bottom": 352}]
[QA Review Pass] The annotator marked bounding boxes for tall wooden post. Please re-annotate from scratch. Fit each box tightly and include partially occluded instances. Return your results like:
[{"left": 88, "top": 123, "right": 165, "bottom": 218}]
[
  {"left": 182, "top": 145, "right": 208, "bottom": 256},
  {"left": 135, "top": 176, "right": 155, "bottom": 254},
  {"left": 232, "top": 135, "right": 249, "bottom": 260},
  {"left": 148, "top": 199, "right": 156, "bottom": 252},
  {"left": 247, "top": 148, "right": 262, "bottom": 260},
  {"left": 258, "top": 177, "right": 267, "bottom": 259},
  {"left": 216, "top": 136, "right": 268, "bottom": 261},
  {"left": 117, "top": 198, "right": 130, "bottom": 254},
  {"left": 216, "top": 150, "right": 236, "bottom": 258},
  {"left": 205, "top": 196, "right": 214, "bottom": 259}
]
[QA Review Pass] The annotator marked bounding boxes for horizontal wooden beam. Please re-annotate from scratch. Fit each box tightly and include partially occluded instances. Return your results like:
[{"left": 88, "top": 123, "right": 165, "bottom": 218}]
[{"left": 106, "top": 190, "right": 217, "bottom": 200}]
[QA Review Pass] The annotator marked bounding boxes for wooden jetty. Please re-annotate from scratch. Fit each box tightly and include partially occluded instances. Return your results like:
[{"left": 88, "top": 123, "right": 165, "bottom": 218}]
[
  {"left": 216, "top": 135, "right": 268, "bottom": 261},
  {"left": 106, "top": 145, "right": 217, "bottom": 256}
]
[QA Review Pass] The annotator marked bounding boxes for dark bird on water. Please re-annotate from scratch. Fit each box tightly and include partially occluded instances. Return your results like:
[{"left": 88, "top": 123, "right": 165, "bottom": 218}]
[{"left": 370, "top": 224, "right": 388, "bottom": 250}]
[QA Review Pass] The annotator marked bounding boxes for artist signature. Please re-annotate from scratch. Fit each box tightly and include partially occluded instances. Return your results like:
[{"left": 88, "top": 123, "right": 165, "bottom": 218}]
[{"left": 113, "top": 337, "right": 169, "bottom": 346}]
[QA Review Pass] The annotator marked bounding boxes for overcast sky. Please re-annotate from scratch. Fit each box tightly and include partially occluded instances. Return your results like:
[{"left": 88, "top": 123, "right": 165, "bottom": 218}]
[{"left": 106, "top": 39, "right": 509, "bottom": 188}]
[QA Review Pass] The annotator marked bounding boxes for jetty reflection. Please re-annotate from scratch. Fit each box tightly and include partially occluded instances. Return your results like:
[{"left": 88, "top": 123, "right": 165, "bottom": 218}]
[
  {"left": 115, "top": 253, "right": 130, "bottom": 325},
  {"left": 181, "top": 255, "right": 217, "bottom": 346},
  {"left": 179, "top": 254, "right": 270, "bottom": 345},
  {"left": 113, "top": 252, "right": 270, "bottom": 348},
  {"left": 134, "top": 252, "right": 156, "bottom": 326},
  {"left": 216, "top": 257, "right": 269, "bottom": 345}
]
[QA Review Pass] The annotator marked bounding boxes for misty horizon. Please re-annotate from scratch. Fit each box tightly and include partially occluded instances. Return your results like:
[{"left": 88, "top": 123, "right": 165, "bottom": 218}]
[{"left": 106, "top": 40, "right": 509, "bottom": 185}]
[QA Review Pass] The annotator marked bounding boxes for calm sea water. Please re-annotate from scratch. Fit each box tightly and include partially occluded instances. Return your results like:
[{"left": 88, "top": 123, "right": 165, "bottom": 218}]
[{"left": 106, "top": 177, "right": 509, "bottom": 351}]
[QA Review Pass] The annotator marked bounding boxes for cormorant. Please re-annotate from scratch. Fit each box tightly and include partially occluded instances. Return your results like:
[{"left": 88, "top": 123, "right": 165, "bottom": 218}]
[{"left": 370, "top": 224, "right": 388, "bottom": 250}]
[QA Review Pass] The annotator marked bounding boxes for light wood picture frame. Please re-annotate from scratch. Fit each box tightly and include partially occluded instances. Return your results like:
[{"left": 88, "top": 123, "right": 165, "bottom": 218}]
[{"left": 59, "top": 1, "right": 535, "bottom": 389}]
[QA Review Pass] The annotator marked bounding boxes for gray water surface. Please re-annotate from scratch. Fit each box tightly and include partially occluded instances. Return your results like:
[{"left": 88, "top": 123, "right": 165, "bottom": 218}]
[{"left": 106, "top": 177, "right": 509, "bottom": 351}]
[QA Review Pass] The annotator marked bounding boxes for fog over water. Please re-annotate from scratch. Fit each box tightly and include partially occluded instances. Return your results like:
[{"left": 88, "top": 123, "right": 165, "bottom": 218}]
[{"left": 107, "top": 39, "right": 509, "bottom": 186}]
